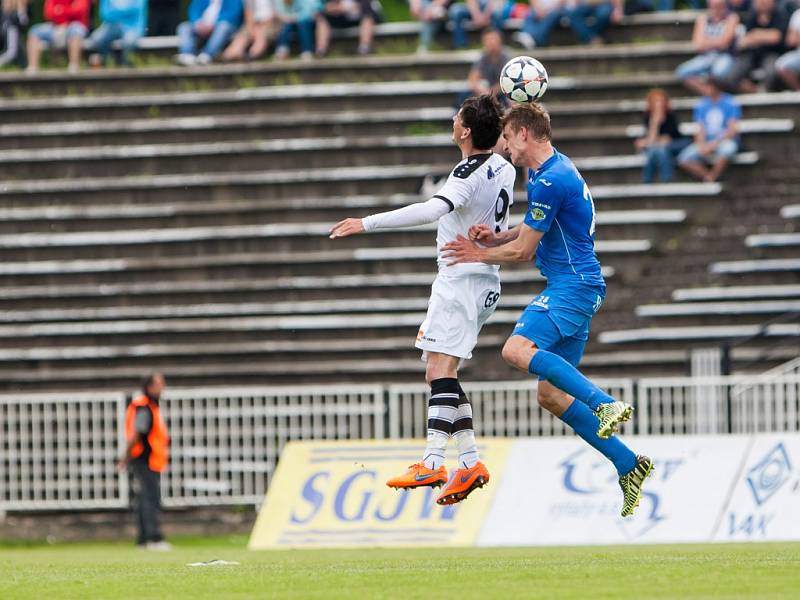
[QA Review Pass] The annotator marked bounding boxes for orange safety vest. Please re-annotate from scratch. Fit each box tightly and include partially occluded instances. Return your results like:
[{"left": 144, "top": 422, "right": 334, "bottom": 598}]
[{"left": 125, "top": 395, "right": 169, "bottom": 472}]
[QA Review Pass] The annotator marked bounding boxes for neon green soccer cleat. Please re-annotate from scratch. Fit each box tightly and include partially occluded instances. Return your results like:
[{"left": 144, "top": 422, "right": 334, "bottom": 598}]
[
  {"left": 595, "top": 401, "right": 634, "bottom": 439},
  {"left": 619, "top": 455, "right": 654, "bottom": 518}
]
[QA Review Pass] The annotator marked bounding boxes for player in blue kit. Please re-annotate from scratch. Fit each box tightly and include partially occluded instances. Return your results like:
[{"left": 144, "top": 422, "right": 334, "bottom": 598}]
[{"left": 443, "top": 102, "right": 654, "bottom": 517}]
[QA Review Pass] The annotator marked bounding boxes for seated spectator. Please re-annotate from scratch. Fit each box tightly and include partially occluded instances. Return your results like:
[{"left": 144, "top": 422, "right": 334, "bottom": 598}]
[
  {"left": 409, "top": 0, "right": 449, "bottom": 53},
  {"left": 273, "top": 0, "right": 322, "bottom": 60},
  {"left": 222, "top": 0, "right": 276, "bottom": 61},
  {"left": 460, "top": 27, "right": 509, "bottom": 105},
  {"left": 677, "top": 80, "right": 741, "bottom": 183},
  {"left": 635, "top": 89, "right": 689, "bottom": 184},
  {"left": 776, "top": 7, "right": 800, "bottom": 88},
  {"left": 87, "top": 0, "right": 147, "bottom": 67},
  {"left": 0, "top": 0, "right": 28, "bottom": 69},
  {"left": 448, "top": 0, "right": 506, "bottom": 49},
  {"left": 26, "top": 0, "right": 90, "bottom": 73},
  {"left": 175, "top": 0, "right": 244, "bottom": 66},
  {"left": 514, "top": 0, "right": 563, "bottom": 49},
  {"left": 148, "top": 0, "right": 180, "bottom": 36},
  {"left": 721, "top": 0, "right": 788, "bottom": 92},
  {"left": 567, "top": 0, "right": 623, "bottom": 45},
  {"left": 316, "top": 0, "right": 381, "bottom": 56},
  {"left": 728, "top": 0, "right": 752, "bottom": 17},
  {"left": 675, "top": 0, "right": 739, "bottom": 95}
]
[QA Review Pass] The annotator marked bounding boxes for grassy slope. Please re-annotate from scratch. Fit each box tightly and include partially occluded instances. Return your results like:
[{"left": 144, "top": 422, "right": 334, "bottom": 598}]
[{"left": 2, "top": 536, "right": 799, "bottom": 599}]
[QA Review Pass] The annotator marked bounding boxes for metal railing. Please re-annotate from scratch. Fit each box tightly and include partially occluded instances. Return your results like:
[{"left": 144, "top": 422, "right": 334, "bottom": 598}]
[{"left": 2, "top": 375, "right": 799, "bottom": 511}]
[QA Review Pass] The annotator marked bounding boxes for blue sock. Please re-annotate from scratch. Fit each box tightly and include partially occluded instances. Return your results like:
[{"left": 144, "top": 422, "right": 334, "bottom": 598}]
[
  {"left": 560, "top": 399, "right": 636, "bottom": 476},
  {"left": 529, "top": 350, "right": 614, "bottom": 411}
]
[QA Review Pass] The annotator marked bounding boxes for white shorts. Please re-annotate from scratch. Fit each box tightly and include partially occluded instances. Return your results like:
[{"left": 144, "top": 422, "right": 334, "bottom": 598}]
[{"left": 415, "top": 271, "right": 501, "bottom": 361}]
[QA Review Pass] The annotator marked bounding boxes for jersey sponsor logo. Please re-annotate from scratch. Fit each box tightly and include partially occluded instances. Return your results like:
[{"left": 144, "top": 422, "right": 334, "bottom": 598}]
[
  {"left": 539, "top": 179, "right": 553, "bottom": 187},
  {"left": 531, "top": 208, "right": 546, "bottom": 221},
  {"left": 531, "top": 201, "right": 551, "bottom": 210},
  {"left": 487, "top": 166, "right": 494, "bottom": 180}
]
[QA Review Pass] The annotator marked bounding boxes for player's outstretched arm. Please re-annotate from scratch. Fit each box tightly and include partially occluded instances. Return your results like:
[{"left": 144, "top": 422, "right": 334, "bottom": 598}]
[
  {"left": 444, "top": 223, "right": 543, "bottom": 265},
  {"left": 329, "top": 197, "right": 451, "bottom": 239},
  {"left": 468, "top": 223, "right": 522, "bottom": 247}
]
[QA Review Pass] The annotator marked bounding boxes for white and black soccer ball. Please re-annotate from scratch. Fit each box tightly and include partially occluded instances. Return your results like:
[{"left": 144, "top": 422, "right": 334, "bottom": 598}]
[{"left": 499, "top": 56, "right": 548, "bottom": 103}]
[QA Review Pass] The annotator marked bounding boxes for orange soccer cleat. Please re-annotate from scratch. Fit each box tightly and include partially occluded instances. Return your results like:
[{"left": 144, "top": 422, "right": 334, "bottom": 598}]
[
  {"left": 386, "top": 462, "right": 448, "bottom": 490},
  {"left": 436, "top": 461, "right": 490, "bottom": 505}
]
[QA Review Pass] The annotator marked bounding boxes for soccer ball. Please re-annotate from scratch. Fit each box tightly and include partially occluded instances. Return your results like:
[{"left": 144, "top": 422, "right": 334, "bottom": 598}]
[{"left": 499, "top": 56, "right": 548, "bottom": 103}]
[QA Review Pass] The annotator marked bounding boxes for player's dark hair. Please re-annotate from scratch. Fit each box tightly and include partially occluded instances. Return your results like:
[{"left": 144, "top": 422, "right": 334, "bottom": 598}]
[
  {"left": 502, "top": 102, "right": 552, "bottom": 142},
  {"left": 459, "top": 94, "right": 503, "bottom": 150}
]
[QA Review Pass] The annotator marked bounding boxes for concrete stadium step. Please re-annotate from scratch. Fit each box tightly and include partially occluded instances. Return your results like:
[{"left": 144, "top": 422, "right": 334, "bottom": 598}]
[
  {"left": 781, "top": 204, "right": 800, "bottom": 219},
  {"left": 672, "top": 284, "right": 800, "bottom": 302},
  {"left": 711, "top": 258, "right": 800, "bottom": 275},
  {"left": 635, "top": 299, "right": 800, "bottom": 318},
  {"left": 0, "top": 235, "right": 633, "bottom": 285},
  {"left": 3, "top": 340, "right": 790, "bottom": 391},
  {"left": 0, "top": 73, "right": 689, "bottom": 126},
  {"left": 599, "top": 323, "right": 800, "bottom": 345},
  {"left": 0, "top": 222, "right": 650, "bottom": 260},
  {"left": 0, "top": 293, "right": 552, "bottom": 324},
  {"left": 0, "top": 154, "right": 758, "bottom": 208},
  {"left": 0, "top": 266, "right": 608, "bottom": 309},
  {"left": 0, "top": 186, "right": 686, "bottom": 232},
  {"left": 0, "top": 41, "right": 697, "bottom": 99},
  {"left": 0, "top": 308, "right": 522, "bottom": 345},
  {"left": 0, "top": 119, "right": 785, "bottom": 181},
  {"left": 7, "top": 111, "right": 786, "bottom": 156}
]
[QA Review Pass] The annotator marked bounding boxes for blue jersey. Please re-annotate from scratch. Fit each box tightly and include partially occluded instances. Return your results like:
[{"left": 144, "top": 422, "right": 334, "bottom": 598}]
[{"left": 524, "top": 148, "right": 605, "bottom": 290}]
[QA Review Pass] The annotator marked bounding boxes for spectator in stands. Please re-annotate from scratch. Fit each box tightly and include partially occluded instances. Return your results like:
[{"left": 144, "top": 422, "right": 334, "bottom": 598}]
[
  {"left": 722, "top": 0, "right": 788, "bottom": 92},
  {"left": 566, "top": 0, "right": 623, "bottom": 45},
  {"left": 148, "top": 0, "right": 180, "bottom": 36},
  {"left": 728, "top": 0, "right": 752, "bottom": 17},
  {"left": 513, "top": 0, "right": 564, "bottom": 49},
  {"left": 273, "top": 0, "right": 322, "bottom": 59},
  {"left": 459, "top": 27, "right": 509, "bottom": 105},
  {"left": 677, "top": 80, "right": 740, "bottom": 182},
  {"left": 26, "top": 0, "right": 90, "bottom": 73},
  {"left": 316, "top": 0, "right": 381, "bottom": 56},
  {"left": 675, "top": 0, "right": 739, "bottom": 96},
  {"left": 635, "top": 89, "right": 689, "bottom": 183},
  {"left": 0, "top": 0, "right": 28, "bottom": 68},
  {"left": 448, "top": 0, "right": 506, "bottom": 49},
  {"left": 118, "top": 372, "right": 171, "bottom": 551},
  {"left": 409, "top": 0, "right": 449, "bottom": 53},
  {"left": 87, "top": 0, "right": 148, "bottom": 67},
  {"left": 175, "top": 0, "right": 244, "bottom": 66},
  {"left": 776, "top": 7, "right": 800, "bottom": 88},
  {"left": 222, "top": 0, "right": 276, "bottom": 61}
]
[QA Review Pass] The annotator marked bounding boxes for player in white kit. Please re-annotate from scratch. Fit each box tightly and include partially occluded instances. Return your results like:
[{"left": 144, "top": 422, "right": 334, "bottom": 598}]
[{"left": 329, "top": 95, "right": 516, "bottom": 505}]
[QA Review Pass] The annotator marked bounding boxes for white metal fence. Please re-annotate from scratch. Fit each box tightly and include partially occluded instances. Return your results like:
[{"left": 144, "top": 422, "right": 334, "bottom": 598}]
[
  {"left": 0, "top": 392, "right": 127, "bottom": 511},
  {"left": 2, "top": 376, "right": 800, "bottom": 512}
]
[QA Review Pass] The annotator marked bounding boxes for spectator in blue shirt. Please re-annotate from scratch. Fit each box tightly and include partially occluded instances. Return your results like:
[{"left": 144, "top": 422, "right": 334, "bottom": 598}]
[
  {"left": 448, "top": 0, "right": 506, "bottom": 49},
  {"left": 677, "top": 80, "right": 741, "bottom": 183},
  {"left": 273, "top": 0, "right": 321, "bottom": 59},
  {"left": 567, "top": 0, "right": 623, "bottom": 45},
  {"left": 175, "top": 0, "right": 244, "bottom": 65},
  {"left": 87, "top": 0, "right": 147, "bottom": 67}
]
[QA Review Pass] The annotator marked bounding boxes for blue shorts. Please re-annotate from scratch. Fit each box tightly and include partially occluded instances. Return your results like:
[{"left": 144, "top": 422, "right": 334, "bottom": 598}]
[
  {"left": 512, "top": 284, "right": 604, "bottom": 368},
  {"left": 30, "top": 22, "right": 88, "bottom": 46}
]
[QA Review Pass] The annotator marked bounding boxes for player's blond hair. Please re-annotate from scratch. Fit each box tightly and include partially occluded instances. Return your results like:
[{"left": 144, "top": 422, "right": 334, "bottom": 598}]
[{"left": 502, "top": 103, "right": 552, "bottom": 142}]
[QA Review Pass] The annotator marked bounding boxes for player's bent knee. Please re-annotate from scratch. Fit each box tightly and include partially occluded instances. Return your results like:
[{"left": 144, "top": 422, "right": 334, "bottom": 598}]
[
  {"left": 501, "top": 336, "right": 536, "bottom": 372},
  {"left": 537, "top": 388, "right": 562, "bottom": 413}
]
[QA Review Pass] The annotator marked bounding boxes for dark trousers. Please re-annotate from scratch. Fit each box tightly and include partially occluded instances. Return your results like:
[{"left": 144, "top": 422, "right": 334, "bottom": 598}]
[{"left": 131, "top": 459, "right": 164, "bottom": 544}]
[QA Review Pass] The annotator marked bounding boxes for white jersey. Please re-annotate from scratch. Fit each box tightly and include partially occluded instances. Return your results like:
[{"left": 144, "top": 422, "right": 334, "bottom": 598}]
[{"left": 432, "top": 152, "right": 516, "bottom": 276}]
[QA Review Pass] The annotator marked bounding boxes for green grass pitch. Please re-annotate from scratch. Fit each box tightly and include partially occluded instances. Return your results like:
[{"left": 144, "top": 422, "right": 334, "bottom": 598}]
[{"left": 2, "top": 536, "right": 799, "bottom": 599}]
